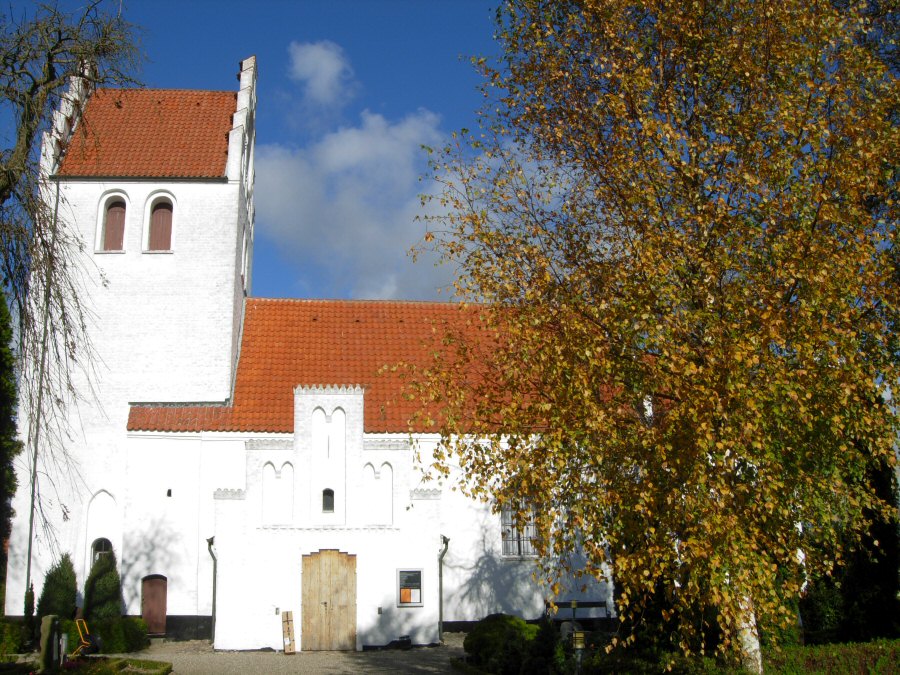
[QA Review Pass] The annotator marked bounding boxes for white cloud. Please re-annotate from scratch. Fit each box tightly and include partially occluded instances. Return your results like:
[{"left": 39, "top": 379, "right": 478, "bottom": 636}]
[
  {"left": 287, "top": 40, "right": 356, "bottom": 108},
  {"left": 255, "top": 109, "right": 452, "bottom": 300}
]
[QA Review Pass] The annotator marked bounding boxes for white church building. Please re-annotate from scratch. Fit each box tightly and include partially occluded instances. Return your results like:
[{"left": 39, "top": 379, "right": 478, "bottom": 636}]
[{"left": 4, "top": 57, "right": 611, "bottom": 650}]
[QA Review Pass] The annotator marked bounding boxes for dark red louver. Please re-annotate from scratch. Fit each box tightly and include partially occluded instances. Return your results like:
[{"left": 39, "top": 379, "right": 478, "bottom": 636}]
[
  {"left": 149, "top": 202, "right": 173, "bottom": 250},
  {"left": 104, "top": 201, "right": 125, "bottom": 250}
]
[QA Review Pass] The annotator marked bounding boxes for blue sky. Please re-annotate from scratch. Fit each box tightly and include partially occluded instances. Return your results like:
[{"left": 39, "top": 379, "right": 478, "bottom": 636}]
[
  {"left": 25, "top": 1, "right": 502, "bottom": 300},
  {"left": 131, "top": 0, "right": 501, "bottom": 300}
]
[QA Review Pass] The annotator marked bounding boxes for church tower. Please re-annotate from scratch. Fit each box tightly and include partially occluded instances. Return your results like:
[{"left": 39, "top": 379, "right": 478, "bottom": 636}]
[{"left": 5, "top": 58, "right": 256, "bottom": 620}]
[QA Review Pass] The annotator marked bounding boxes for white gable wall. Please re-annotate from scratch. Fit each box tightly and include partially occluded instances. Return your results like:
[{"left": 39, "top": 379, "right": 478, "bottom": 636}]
[{"left": 202, "top": 388, "right": 611, "bottom": 650}]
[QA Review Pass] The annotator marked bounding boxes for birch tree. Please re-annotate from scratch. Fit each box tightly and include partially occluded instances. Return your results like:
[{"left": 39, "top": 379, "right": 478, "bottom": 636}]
[{"left": 415, "top": 1, "right": 899, "bottom": 670}]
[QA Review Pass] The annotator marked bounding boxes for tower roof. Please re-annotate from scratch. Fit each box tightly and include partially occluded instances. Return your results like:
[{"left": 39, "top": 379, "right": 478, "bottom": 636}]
[
  {"left": 127, "top": 298, "right": 479, "bottom": 434},
  {"left": 57, "top": 88, "right": 237, "bottom": 178}
]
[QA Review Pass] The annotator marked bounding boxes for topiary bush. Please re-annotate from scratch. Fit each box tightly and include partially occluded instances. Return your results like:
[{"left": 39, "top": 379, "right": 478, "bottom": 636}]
[
  {"left": 36, "top": 553, "right": 77, "bottom": 621},
  {"left": 464, "top": 613, "right": 540, "bottom": 675},
  {"left": 83, "top": 550, "right": 123, "bottom": 620}
]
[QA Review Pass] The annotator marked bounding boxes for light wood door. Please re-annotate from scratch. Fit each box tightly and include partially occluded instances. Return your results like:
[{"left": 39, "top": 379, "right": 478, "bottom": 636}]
[
  {"left": 141, "top": 575, "right": 167, "bottom": 635},
  {"left": 301, "top": 550, "right": 356, "bottom": 650}
]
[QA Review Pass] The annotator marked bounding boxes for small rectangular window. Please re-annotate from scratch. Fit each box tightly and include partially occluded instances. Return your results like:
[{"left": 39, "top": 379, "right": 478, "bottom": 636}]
[{"left": 397, "top": 569, "right": 422, "bottom": 607}]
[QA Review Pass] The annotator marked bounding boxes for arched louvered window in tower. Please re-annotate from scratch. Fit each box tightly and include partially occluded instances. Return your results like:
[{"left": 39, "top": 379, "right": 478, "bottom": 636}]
[
  {"left": 148, "top": 201, "right": 173, "bottom": 251},
  {"left": 103, "top": 200, "right": 125, "bottom": 251}
]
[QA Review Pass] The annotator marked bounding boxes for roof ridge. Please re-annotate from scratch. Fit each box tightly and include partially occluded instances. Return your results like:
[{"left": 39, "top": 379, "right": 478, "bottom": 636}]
[
  {"left": 248, "top": 297, "right": 461, "bottom": 307},
  {"left": 93, "top": 87, "right": 235, "bottom": 95}
]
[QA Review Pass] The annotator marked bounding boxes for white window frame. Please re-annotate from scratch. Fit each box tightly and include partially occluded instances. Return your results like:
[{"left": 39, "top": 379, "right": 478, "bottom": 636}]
[
  {"left": 95, "top": 191, "right": 130, "bottom": 253},
  {"left": 142, "top": 190, "right": 176, "bottom": 253}
]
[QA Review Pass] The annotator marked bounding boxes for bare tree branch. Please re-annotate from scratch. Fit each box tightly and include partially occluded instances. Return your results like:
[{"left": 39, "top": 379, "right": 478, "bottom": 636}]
[{"left": 0, "top": 1, "right": 139, "bottom": 558}]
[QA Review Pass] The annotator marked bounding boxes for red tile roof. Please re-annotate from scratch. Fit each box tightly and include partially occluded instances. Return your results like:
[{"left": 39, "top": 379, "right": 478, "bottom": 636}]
[
  {"left": 58, "top": 88, "right": 236, "bottom": 178},
  {"left": 127, "top": 298, "right": 476, "bottom": 434}
]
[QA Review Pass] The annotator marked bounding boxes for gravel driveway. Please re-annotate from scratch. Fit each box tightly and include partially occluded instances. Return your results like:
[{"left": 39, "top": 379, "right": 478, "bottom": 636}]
[{"left": 120, "top": 633, "right": 466, "bottom": 674}]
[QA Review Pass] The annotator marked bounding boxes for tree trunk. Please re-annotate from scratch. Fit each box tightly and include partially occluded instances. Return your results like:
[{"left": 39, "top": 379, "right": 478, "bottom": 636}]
[{"left": 738, "top": 595, "right": 763, "bottom": 674}]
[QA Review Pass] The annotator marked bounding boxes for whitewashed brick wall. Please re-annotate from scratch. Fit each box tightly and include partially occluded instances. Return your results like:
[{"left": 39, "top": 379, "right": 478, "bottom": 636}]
[{"left": 5, "top": 56, "right": 255, "bottom": 615}]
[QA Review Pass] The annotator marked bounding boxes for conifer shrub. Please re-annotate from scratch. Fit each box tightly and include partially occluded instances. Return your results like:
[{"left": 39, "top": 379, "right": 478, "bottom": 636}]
[
  {"left": 83, "top": 550, "right": 123, "bottom": 620},
  {"left": 36, "top": 553, "right": 77, "bottom": 620},
  {"left": 23, "top": 583, "right": 34, "bottom": 641}
]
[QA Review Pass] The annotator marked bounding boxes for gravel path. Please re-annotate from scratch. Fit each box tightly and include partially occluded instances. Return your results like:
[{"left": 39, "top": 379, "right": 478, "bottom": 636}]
[{"left": 119, "top": 633, "right": 466, "bottom": 674}]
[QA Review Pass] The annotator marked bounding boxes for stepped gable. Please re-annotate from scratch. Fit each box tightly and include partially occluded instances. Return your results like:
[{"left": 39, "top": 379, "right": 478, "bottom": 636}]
[
  {"left": 58, "top": 88, "right": 236, "bottom": 178},
  {"left": 127, "top": 298, "right": 476, "bottom": 434}
]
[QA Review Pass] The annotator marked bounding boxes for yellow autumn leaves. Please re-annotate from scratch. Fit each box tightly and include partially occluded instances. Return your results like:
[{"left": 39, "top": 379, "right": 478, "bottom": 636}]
[{"left": 414, "top": 0, "right": 899, "bottom": 667}]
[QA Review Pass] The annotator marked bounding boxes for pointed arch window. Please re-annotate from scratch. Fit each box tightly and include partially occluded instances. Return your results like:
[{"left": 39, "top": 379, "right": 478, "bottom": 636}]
[{"left": 103, "top": 200, "right": 125, "bottom": 251}]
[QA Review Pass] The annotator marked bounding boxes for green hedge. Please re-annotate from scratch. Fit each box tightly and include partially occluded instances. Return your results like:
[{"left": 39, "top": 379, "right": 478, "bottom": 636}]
[
  {"left": 463, "top": 614, "right": 563, "bottom": 675},
  {"left": 0, "top": 620, "right": 25, "bottom": 656},
  {"left": 580, "top": 638, "right": 900, "bottom": 674},
  {"left": 61, "top": 617, "right": 149, "bottom": 654},
  {"left": 765, "top": 640, "right": 900, "bottom": 674},
  {"left": 465, "top": 614, "right": 538, "bottom": 674}
]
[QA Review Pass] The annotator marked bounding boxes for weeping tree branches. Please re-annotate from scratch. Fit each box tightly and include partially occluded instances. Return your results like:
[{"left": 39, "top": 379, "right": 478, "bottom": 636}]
[
  {"left": 414, "top": 1, "right": 899, "bottom": 670},
  {"left": 0, "top": 1, "right": 138, "bottom": 550}
]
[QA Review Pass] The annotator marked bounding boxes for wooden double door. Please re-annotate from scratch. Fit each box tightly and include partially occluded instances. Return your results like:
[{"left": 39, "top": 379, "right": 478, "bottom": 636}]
[{"left": 301, "top": 550, "right": 357, "bottom": 650}]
